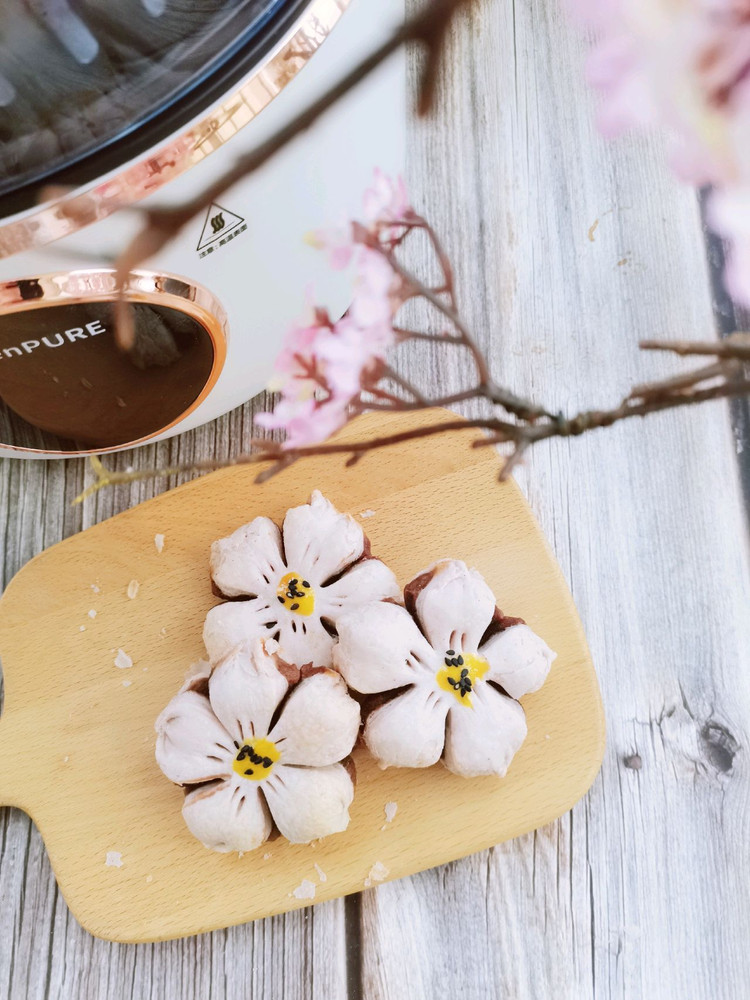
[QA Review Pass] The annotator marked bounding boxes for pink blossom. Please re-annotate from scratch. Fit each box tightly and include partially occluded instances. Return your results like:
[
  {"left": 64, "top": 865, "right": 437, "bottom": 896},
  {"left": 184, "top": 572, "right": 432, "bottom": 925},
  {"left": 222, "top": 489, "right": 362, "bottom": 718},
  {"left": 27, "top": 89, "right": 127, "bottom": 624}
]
[
  {"left": 311, "top": 170, "right": 413, "bottom": 270},
  {"left": 350, "top": 249, "right": 401, "bottom": 327},
  {"left": 255, "top": 396, "right": 349, "bottom": 450},
  {"left": 362, "top": 169, "right": 411, "bottom": 226},
  {"left": 258, "top": 172, "right": 413, "bottom": 449},
  {"left": 307, "top": 224, "right": 354, "bottom": 270},
  {"left": 315, "top": 316, "right": 385, "bottom": 399},
  {"left": 257, "top": 312, "right": 392, "bottom": 450},
  {"left": 270, "top": 314, "right": 332, "bottom": 387},
  {"left": 255, "top": 314, "right": 387, "bottom": 450},
  {"left": 570, "top": 0, "right": 750, "bottom": 304}
]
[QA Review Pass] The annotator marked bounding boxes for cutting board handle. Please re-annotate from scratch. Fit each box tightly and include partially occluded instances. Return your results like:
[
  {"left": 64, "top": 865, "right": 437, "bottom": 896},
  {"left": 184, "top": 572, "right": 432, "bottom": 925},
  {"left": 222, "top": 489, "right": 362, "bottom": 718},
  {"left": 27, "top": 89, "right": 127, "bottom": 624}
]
[{"left": 0, "top": 712, "right": 25, "bottom": 809}]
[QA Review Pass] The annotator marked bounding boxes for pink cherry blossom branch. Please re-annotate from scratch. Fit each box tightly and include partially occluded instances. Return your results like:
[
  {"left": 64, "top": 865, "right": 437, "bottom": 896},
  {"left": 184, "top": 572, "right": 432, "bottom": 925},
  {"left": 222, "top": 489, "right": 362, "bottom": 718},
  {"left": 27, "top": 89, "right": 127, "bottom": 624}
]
[
  {"left": 75, "top": 339, "right": 750, "bottom": 501},
  {"left": 75, "top": 174, "right": 750, "bottom": 503}
]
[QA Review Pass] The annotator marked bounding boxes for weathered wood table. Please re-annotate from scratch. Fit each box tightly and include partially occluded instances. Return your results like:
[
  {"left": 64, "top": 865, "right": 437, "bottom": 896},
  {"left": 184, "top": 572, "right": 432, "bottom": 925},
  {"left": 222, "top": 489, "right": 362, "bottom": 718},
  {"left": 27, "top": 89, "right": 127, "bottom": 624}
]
[{"left": 1, "top": 1, "right": 749, "bottom": 996}]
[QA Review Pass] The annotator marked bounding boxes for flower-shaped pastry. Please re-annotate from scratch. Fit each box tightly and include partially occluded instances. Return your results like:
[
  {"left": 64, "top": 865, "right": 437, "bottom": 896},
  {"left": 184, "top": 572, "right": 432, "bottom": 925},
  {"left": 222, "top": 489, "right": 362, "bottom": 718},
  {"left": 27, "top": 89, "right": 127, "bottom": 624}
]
[
  {"left": 155, "top": 638, "right": 360, "bottom": 852},
  {"left": 333, "top": 560, "right": 556, "bottom": 779},
  {"left": 204, "top": 491, "right": 400, "bottom": 667}
]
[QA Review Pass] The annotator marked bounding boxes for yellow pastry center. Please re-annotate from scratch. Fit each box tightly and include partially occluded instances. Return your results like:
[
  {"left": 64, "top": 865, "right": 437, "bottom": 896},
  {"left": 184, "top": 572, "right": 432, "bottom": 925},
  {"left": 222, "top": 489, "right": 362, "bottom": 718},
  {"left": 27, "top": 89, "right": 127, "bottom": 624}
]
[
  {"left": 276, "top": 571, "right": 315, "bottom": 616},
  {"left": 232, "top": 737, "right": 280, "bottom": 781},
  {"left": 437, "top": 650, "right": 489, "bottom": 707}
]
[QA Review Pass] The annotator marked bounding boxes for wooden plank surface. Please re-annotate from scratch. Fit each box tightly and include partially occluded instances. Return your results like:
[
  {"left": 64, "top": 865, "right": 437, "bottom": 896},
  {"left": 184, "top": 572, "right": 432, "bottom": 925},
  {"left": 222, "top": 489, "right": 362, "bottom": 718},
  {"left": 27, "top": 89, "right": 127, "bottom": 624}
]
[
  {"left": 358, "top": 2, "right": 750, "bottom": 999},
  {"left": 1, "top": 0, "right": 750, "bottom": 995}
]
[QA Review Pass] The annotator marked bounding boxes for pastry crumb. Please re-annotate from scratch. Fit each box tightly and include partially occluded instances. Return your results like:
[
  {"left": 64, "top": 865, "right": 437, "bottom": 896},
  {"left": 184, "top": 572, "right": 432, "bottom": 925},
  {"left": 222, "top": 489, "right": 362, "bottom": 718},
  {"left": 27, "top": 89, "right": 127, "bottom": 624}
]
[
  {"left": 308, "top": 839, "right": 319, "bottom": 849},
  {"left": 145, "top": 875, "right": 153, "bottom": 884},
  {"left": 364, "top": 861, "right": 389, "bottom": 888},
  {"left": 359, "top": 509, "right": 376, "bottom": 519},
  {"left": 88, "top": 609, "right": 97, "bottom": 619},
  {"left": 122, "top": 679, "right": 132, "bottom": 688},
  {"left": 105, "top": 852, "right": 123, "bottom": 868},
  {"left": 291, "top": 879, "right": 316, "bottom": 900},
  {"left": 159, "top": 627, "right": 168, "bottom": 638},
  {"left": 79, "top": 625, "right": 86, "bottom": 632},
  {"left": 263, "top": 852, "right": 272, "bottom": 860},
  {"left": 384, "top": 801, "right": 398, "bottom": 824},
  {"left": 127, "top": 580, "right": 140, "bottom": 600},
  {"left": 91, "top": 584, "right": 100, "bottom": 594},
  {"left": 63, "top": 756, "right": 70, "bottom": 763},
  {"left": 314, "top": 863, "right": 328, "bottom": 883},
  {"left": 154, "top": 533, "right": 165, "bottom": 554},
  {"left": 545, "top": 734, "right": 551, "bottom": 740},
  {"left": 114, "top": 649, "right": 133, "bottom": 670},
  {"left": 264, "top": 637, "right": 280, "bottom": 655}
]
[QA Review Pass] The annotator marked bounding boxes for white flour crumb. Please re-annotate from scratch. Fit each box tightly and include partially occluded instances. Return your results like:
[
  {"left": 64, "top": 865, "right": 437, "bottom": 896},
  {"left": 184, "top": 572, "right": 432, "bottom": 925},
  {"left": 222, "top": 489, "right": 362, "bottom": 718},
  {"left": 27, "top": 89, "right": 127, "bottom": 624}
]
[
  {"left": 105, "top": 852, "right": 123, "bottom": 868},
  {"left": 79, "top": 626, "right": 86, "bottom": 632},
  {"left": 63, "top": 756, "right": 70, "bottom": 763},
  {"left": 142, "top": 667, "right": 148, "bottom": 672},
  {"left": 114, "top": 649, "right": 133, "bottom": 670},
  {"left": 122, "top": 680, "right": 132, "bottom": 688},
  {"left": 127, "top": 579, "right": 140, "bottom": 599},
  {"left": 238, "top": 852, "right": 244, "bottom": 859},
  {"left": 314, "top": 863, "right": 328, "bottom": 883},
  {"left": 364, "top": 861, "right": 389, "bottom": 888},
  {"left": 291, "top": 879, "right": 316, "bottom": 900},
  {"left": 145, "top": 875, "right": 153, "bottom": 884},
  {"left": 154, "top": 533, "right": 165, "bottom": 554},
  {"left": 87, "top": 609, "right": 97, "bottom": 619},
  {"left": 359, "top": 509, "right": 376, "bottom": 519},
  {"left": 545, "top": 734, "right": 551, "bottom": 740},
  {"left": 384, "top": 802, "right": 398, "bottom": 824},
  {"left": 263, "top": 853, "right": 272, "bottom": 860},
  {"left": 91, "top": 584, "right": 100, "bottom": 594},
  {"left": 159, "top": 627, "right": 167, "bottom": 638}
]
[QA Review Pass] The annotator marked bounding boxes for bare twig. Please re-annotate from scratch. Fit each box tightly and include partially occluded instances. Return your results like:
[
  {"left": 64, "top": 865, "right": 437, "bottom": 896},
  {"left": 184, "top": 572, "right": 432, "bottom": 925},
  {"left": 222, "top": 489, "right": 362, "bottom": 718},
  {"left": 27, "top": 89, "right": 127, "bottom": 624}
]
[
  {"left": 380, "top": 364, "right": 429, "bottom": 404},
  {"left": 376, "top": 239, "right": 554, "bottom": 421},
  {"left": 630, "top": 360, "right": 727, "bottom": 400},
  {"left": 640, "top": 332, "right": 750, "bottom": 360}
]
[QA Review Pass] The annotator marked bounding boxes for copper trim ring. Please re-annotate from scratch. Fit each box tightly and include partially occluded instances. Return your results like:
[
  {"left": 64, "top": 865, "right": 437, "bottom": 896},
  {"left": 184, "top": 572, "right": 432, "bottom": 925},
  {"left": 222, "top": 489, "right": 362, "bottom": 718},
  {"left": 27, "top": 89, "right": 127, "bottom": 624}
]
[
  {"left": 0, "top": 0, "right": 349, "bottom": 260},
  {"left": 0, "top": 268, "right": 228, "bottom": 456}
]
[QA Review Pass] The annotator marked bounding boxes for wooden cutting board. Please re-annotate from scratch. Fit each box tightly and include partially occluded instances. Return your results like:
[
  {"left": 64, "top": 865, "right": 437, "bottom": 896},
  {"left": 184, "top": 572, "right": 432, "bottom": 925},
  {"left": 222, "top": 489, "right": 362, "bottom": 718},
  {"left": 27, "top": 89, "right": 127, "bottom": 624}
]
[{"left": 0, "top": 409, "right": 604, "bottom": 943}]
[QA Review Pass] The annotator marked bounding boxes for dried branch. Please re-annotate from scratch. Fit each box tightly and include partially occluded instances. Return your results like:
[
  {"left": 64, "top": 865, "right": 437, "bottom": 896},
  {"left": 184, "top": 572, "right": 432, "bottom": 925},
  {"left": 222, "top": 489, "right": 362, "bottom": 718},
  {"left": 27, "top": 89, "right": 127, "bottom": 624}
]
[
  {"left": 367, "top": 226, "right": 555, "bottom": 421},
  {"left": 80, "top": 135, "right": 750, "bottom": 506},
  {"left": 640, "top": 332, "right": 750, "bottom": 360},
  {"left": 75, "top": 335, "right": 750, "bottom": 502},
  {"left": 113, "top": 0, "right": 476, "bottom": 347}
]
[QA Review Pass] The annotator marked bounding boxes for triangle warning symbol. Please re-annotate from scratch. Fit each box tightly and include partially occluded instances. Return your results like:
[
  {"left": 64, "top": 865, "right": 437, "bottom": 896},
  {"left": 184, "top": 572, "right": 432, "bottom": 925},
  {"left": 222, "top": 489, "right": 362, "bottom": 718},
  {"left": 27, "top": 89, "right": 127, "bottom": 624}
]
[{"left": 196, "top": 202, "right": 246, "bottom": 252}]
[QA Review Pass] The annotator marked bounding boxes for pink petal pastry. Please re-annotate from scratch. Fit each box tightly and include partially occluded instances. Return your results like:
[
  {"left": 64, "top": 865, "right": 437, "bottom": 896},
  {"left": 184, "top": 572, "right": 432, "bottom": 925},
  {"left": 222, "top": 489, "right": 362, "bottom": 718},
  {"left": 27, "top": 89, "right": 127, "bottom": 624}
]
[
  {"left": 182, "top": 780, "right": 273, "bottom": 854},
  {"left": 262, "top": 762, "right": 354, "bottom": 845}
]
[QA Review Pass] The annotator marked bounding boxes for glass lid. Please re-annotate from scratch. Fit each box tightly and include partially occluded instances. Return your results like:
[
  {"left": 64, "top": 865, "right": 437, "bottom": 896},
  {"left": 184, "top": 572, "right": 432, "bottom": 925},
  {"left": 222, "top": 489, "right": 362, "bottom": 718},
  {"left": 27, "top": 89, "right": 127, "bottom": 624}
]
[{"left": 0, "top": 0, "right": 290, "bottom": 199}]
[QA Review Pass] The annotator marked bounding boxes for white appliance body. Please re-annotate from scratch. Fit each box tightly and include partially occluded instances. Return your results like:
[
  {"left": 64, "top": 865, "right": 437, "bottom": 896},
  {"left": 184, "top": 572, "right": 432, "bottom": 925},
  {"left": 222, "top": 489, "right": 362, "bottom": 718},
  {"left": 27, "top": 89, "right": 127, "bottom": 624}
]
[{"left": 0, "top": 0, "right": 404, "bottom": 457}]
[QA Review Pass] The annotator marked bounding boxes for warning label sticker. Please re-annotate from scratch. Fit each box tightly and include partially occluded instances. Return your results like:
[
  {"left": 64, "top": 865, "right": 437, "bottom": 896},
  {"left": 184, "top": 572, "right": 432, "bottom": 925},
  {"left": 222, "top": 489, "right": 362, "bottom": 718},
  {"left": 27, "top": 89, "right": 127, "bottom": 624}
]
[{"left": 196, "top": 202, "right": 247, "bottom": 258}]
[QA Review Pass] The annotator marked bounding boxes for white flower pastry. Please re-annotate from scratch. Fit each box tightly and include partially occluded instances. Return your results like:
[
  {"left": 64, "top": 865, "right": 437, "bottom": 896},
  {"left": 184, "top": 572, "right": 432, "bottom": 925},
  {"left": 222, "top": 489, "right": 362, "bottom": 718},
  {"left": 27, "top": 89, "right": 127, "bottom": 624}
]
[
  {"left": 204, "top": 490, "right": 400, "bottom": 667},
  {"left": 333, "top": 559, "right": 556, "bottom": 779},
  {"left": 155, "top": 638, "right": 360, "bottom": 853}
]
